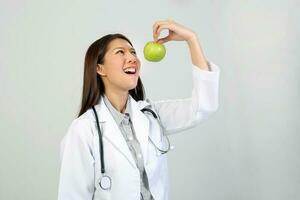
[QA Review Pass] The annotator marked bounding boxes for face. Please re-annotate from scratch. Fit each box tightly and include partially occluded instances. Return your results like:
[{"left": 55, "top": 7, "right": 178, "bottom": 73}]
[{"left": 97, "top": 38, "right": 141, "bottom": 93}]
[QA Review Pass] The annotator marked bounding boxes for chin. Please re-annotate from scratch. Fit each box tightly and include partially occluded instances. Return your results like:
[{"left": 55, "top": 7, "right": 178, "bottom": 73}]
[
  {"left": 126, "top": 82, "right": 138, "bottom": 91},
  {"left": 121, "top": 76, "right": 139, "bottom": 91},
  {"left": 128, "top": 84, "right": 138, "bottom": 91}
]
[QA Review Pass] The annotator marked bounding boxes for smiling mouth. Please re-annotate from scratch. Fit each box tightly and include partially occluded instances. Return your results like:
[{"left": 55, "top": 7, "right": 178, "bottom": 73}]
[{"left": 123, "top": 67, "right": 137, "bottom": 76}]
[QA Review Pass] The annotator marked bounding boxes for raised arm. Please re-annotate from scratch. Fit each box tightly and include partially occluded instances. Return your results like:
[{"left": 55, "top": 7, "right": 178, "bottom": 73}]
[{"left": 151, "top": 20, "right": 220, "bottom": 135}]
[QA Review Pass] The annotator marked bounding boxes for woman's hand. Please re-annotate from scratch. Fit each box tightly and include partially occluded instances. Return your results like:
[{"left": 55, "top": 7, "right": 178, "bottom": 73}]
[
  {"left": 153, "top": 19, "right": 196, "bottom": 44},
  {"left": 153, "top": 19, "right": 210, "bottom": 70}
]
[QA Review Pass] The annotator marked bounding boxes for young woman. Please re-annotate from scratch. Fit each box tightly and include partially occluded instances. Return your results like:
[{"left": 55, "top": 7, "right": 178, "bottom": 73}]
[{"left": 58, "top": 20, "right": 220, "bottom": 200}]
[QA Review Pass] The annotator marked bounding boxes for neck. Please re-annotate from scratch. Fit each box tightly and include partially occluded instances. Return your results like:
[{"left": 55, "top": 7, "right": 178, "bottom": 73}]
[{"left": 104, "top": 89, "right": 129, "bottom": 113}]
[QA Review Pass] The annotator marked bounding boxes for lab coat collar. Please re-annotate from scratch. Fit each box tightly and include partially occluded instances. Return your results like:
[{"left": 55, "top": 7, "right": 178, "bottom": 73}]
[{"left": 93, "top": 95, "right": 150, "bottom": 168}]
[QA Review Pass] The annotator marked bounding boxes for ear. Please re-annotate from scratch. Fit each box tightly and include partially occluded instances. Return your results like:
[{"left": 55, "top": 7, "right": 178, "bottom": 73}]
[{"left": 97, "top": 64, "right": 107, "bottom": 77}]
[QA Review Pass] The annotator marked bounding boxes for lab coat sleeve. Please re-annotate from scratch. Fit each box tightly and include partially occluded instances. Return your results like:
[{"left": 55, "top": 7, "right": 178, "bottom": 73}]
[
  {"left": 58, "top": 117, "right": 95, "bottom": 200},
  {"left": 152, "top": 61, "right": 220, "bottom": 135}
]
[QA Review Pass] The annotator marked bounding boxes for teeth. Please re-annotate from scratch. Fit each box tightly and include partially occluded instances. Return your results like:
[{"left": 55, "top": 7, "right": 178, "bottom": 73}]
[{"left": 124, "top": 67, "right": 136, "bottom": 73}]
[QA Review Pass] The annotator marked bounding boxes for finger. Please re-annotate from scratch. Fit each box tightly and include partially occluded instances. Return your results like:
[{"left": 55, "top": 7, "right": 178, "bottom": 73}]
[
  {"left": 167, "top": 18, "right": 175, "bottom": 24},
  {"left": 156, "top": 24, "right": 174, "bottom": 38},
  {"left": 153, "top": 21, "right": 163, "bottom": 40},
  {"left": 153, "top": 20, "right": 175, "bottom": 41},
  {"left": 153, "top": 21, "right": 163, "bottom": 41},
  {"left": 157, "top": 35, "right": 172, "bottom": 44},
  {"left": 153, "top": 21, "right": 169, "bottom": 41},
  {"left": 153, "top": 20, "right": 172, "bottom": 33},
  {"left": 153, "top": 20, "right": 169, "bottom": 31}
]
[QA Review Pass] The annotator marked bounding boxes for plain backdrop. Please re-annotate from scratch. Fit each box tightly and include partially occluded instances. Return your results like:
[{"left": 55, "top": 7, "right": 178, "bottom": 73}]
[{"left": 1, "top": 0, "right": 299, "bottom": 199}]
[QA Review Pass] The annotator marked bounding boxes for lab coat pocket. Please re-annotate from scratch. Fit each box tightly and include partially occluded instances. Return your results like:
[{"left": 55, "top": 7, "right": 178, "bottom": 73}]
[
  {"left": 146, "top": 130, "right": 165, "bottom": 165},
  {"left": 145, "top": 136, "right": 168, "bottom": 187}
]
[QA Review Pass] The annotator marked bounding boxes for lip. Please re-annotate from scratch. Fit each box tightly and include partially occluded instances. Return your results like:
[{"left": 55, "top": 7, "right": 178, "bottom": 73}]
[
  {"left": 123, "top": 65, "right": 139, "bottom": 76},
  {"left": 123, "top": 65, "right": 138, "bottom": 71}
]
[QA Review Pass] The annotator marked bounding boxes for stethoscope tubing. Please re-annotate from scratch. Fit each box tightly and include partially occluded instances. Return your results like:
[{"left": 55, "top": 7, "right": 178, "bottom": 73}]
[
  {"left": 91, "top": 105, "right": 171, "bottom": 190},
  {"left": 92, "top": 107, "right": 105, "bottom": 174}
]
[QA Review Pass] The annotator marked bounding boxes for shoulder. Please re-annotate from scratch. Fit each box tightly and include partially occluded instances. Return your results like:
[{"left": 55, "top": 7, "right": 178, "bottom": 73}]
[
  {"left": 59, "top": 111, "right": 95, "bottom": 161},
  {"left": 64, "top": 110, "right": 94, "bottom": 142},
  {"left": 70, "top": 113, "right": 91, "bottom": 130}
]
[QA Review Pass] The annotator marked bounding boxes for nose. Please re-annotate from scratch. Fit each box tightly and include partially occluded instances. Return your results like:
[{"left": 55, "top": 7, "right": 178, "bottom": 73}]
[{"left": 126, "top": 52, "right": 138, "bottom": 64}]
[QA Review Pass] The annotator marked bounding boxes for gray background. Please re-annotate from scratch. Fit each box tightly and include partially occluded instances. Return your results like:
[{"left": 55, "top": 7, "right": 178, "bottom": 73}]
[{"left": 1, "top": 0, "right": 299, "bottom": 199}]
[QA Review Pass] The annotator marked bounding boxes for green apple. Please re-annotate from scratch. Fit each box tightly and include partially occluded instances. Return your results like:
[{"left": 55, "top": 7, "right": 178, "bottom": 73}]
[{"left": 143, "top": 41, "right": 166, "bottom": 62}]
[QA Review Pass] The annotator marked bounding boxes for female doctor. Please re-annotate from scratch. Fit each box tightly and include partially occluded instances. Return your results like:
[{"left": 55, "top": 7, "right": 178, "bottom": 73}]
[{"left": 58, "top": 19, "right": 220, "bottom": 200}]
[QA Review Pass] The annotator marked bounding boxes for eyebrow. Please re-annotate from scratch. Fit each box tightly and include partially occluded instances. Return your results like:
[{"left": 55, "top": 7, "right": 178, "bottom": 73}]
[{"left": 112, "top": 47, "right": 136, "bottom": 51}]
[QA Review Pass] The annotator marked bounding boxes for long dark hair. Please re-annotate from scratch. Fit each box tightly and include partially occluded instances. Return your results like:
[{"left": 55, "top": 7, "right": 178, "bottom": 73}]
[{"left": 78, "top": 33, "right": 145, "bottom": 117}]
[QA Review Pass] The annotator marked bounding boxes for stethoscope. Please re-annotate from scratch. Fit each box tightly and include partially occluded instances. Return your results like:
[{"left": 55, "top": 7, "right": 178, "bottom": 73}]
[{"left": 91, "top": 106, "right": 172, "bottom": 191}]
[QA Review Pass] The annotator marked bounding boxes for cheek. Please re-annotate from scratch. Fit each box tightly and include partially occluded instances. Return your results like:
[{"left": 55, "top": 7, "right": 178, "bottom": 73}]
[
  {"left": 136, "top": 59, "right": 141, "bottom": 69},
  {"left": 106, "top": 60, "right": 126, "bottom": 75}
]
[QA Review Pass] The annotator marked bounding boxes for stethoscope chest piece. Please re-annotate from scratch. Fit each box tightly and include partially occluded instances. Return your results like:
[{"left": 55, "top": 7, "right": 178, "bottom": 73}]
[{"left": 99, "top": 174, "right": 112, "bottom": 190}]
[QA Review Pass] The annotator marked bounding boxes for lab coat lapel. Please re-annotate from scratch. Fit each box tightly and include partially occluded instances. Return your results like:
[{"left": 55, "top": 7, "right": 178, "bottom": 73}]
[
  {"left": 129, "top": 96, "right": 149, "bottom": 161},
  {"left": 94, "top": 97, "right": 136, "bottom": 168}
]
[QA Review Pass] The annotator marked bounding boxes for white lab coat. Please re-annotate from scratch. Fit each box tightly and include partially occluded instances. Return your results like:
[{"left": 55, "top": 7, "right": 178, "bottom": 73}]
[{"left": 58, "top": 61, "right": 220, "bottom": 200}]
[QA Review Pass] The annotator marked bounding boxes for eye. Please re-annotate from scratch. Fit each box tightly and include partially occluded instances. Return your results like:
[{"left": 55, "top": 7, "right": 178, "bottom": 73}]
[
  {"left": 116, "top": 50, "right": 124, "bottom": 54},
  {"left": 131, "top": 51, "right": 137, "bottom": 55}
]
